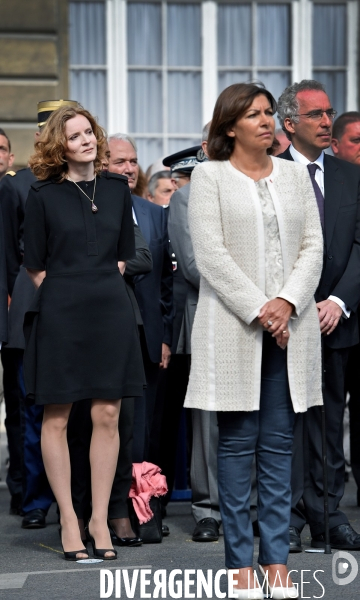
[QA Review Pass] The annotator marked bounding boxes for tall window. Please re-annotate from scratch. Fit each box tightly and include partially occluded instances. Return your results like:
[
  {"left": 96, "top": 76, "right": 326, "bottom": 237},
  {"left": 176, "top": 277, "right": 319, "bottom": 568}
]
[
  {"left": 218, "top": 3, "right": 292, "bottom": 103},
  {"left": 127, "top": 2, "right": 202, "bottom": 170},
  {"left": 69, "top": 0, "right": 358, "bottom": 170},
  {"left": 69, "top": 1, "right": 107, "bottom": 128},
  {"left": 312, "top": 3, "right": 347, "bottom": 114}
]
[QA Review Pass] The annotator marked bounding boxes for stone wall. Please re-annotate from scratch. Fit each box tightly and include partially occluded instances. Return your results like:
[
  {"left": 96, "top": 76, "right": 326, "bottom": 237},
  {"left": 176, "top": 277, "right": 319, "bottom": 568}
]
[{"left": 0, "top": 0, "right": 69, "bottom": 167}]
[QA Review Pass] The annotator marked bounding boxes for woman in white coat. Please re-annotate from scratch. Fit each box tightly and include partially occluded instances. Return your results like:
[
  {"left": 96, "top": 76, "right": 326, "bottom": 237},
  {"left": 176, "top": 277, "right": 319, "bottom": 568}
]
[{"left": 184, "top": 83, "right": 323, "bottom": 599}]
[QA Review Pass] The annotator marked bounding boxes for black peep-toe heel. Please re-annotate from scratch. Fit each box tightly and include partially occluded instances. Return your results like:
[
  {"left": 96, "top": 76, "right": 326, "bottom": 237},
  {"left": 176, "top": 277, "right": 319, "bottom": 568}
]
[
  {"left": 58, "top": 526, "right": 89, "bottom": 561},
  {"left": 85, "top": 526, "right": 118, "bottom": 560}
]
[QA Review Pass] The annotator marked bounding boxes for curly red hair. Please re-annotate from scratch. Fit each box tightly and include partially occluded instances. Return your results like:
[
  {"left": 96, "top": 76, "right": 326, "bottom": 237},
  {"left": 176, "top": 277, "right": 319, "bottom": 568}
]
[{"left": 29, "top": 106, "right": 107, "bottom": 181}]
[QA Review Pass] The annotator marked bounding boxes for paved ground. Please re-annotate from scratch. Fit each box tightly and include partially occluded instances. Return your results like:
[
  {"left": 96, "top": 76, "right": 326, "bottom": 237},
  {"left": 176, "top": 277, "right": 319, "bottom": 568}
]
[{"left": 0, "top": 472, "right": 360, "bottom": 600}]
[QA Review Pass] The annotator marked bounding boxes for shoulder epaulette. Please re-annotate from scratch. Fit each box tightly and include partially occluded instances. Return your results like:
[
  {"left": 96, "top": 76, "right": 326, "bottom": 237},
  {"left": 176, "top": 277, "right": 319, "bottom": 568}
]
[
  {"left": 103, "top": 171, "right": 129, "bottom": 184},
  {"left": 6, "top": 171, "right": 16, "bottom": 177},
  {"left": 31, "top": 179, "right": 54, "bottom": 191}
]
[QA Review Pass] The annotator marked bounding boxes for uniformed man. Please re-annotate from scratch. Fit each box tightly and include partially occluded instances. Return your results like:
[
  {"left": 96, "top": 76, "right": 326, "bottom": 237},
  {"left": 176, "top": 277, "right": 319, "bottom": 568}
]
[
  {"left": 163, "top": 145, "right": 206, "bottom": 190},
  {"left": 0, "top": 100, "right": 79, "bottom": 525},
  {"left": 155, "top": 145, "right": 215, "bottom": 539}
]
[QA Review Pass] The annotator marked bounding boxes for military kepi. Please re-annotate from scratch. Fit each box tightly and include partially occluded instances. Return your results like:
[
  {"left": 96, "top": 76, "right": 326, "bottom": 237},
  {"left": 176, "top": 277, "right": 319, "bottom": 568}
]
[
  {"left": 37, "top": 100, "right": 79, "bottom": 128},
  {"left": 163, "top": 145, "right": 207, "bottom": 174}
]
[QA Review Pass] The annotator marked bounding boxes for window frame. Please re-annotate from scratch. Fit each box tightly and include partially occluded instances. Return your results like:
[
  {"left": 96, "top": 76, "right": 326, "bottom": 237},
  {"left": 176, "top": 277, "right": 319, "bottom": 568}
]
[{"left": 101, "top": 0, "right": 359, "bottom": 160}]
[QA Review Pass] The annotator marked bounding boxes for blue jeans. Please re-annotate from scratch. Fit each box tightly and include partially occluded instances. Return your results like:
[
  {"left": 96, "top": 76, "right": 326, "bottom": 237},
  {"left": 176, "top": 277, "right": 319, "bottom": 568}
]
[{"left": 218, "top": 333, "right": 295, "bottom": 568}]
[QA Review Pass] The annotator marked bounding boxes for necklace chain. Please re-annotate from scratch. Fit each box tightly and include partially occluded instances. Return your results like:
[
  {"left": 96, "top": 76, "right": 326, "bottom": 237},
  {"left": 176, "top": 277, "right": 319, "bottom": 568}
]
[{"left": 67, "top": 176, "right": 98, "bottom": 213}]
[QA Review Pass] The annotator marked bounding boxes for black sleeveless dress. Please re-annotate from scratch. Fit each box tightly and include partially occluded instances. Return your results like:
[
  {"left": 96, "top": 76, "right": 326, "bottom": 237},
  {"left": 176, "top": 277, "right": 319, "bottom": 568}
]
[{"left": 23, "top": 171, "right": 145, "bottom": 405}]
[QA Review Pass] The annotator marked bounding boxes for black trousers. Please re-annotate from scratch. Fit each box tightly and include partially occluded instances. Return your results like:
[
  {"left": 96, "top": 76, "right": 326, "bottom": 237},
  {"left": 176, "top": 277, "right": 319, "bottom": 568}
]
[
  {"left": 291, "top": 344, "right": 349, "bottom": 536},
  {"left": 346, "top": 341, "right": 360, "bottom": 475},
  {"left": 68, "top": 397, "right": 135, "bottom": 521},
  {"left": 1, "top": 348, "right": 24, "bottom": 499},
  {"left": 132, "top": 333, "right": 160, "bottom": 463},
  {"left": 150, "top": 354, "right": 190, "bottom": 504}
]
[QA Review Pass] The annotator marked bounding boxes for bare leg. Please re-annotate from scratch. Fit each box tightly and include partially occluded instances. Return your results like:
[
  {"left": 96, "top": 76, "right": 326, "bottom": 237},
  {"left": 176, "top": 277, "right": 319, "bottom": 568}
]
[
  {"left": 88, "top": 399, "right": 121, "bottom": 558},
  {"left": 42, "top": 404, "right": 87, "bottom": 558}
]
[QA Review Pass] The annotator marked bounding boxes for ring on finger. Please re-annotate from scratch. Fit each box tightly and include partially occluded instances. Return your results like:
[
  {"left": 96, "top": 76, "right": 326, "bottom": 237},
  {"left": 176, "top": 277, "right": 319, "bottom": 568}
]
[
  {"left": 282, "top": 330, "right": 287, "bottom": 334},
  {"left": 267, "top": 320, "right": 273, "bottom": 326}
]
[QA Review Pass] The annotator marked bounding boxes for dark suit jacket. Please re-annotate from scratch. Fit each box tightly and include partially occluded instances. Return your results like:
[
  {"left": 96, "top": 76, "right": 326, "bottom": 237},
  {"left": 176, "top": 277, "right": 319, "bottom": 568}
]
[
  {"left": 0, "top": 168, "right": 36, "bottom": 294},
  {"left": 0, "top": 196, "right": 8, "bottom": 343},
  {"left": 132, "top": 195, "right": 173, "bottom": 362},
  {"left": 0, "top": 168, "right": 37, "bottom": 346},
  {"left": 124, "top": 224, "right": 153, "bottom": 325},
  {"left": 278, "top": 147, "right": 360, "bottom": 349}
]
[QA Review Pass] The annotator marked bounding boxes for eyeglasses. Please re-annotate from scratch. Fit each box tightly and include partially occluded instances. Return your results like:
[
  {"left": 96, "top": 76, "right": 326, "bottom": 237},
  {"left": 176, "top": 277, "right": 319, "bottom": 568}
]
[{"left": 294, "top": 109, "right": 337, "bottom": 121}]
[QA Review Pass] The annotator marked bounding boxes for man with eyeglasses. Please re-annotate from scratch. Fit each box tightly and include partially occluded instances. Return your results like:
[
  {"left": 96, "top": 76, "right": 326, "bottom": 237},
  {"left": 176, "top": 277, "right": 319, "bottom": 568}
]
[{"left": 277, "top": 80, "right": 360, "bottom": 552}]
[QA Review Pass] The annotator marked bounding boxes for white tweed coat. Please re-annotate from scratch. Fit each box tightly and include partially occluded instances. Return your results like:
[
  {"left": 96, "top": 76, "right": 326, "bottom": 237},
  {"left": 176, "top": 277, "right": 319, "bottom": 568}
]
[{"left": 184, "top": 156, "right": 324, "bottom": 413}]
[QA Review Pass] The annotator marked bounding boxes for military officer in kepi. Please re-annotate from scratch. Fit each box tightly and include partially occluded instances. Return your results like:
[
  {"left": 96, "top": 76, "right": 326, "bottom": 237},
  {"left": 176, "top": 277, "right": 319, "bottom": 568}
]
[
  {"left": 154, "top": 146, "right": 211, "bottom": 528},
  {"left": 163, "top": 145, "right": 207, "bottom": 191},
  {"left": 0, "top": 100, "right": 79, "bottom": 528}
]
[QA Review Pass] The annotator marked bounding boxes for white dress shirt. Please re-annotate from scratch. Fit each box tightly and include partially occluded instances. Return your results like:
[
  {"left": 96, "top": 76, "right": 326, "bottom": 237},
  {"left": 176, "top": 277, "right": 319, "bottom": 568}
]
[
  {"left": 290, "top": 145, "right": 325, "bottom": 194},
  {"left": 132, "top": 207, "right": 138, "bottom": 224},
  {"left": 289, "top": 144, "right": 350, "bottom": 318}
]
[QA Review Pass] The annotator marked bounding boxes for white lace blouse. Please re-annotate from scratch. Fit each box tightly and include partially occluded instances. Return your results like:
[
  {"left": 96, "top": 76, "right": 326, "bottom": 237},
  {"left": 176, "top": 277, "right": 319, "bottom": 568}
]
[{"left": 255, "top": 178, "right": 284, "bottom": 300}]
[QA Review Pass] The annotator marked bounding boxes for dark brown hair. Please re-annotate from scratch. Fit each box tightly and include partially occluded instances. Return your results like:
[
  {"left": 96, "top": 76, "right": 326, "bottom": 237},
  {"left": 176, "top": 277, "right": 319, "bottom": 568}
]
[
  {"left": 0, "top": 128, "right": 11, "bottom": 152},
  {"left": 29, "top": 106, "right": 107, "bottom": 181},
  {"left": 332, "top": 111, "right": 360, "bottom": 141},
  {"left": 207, "top": 83, "right": 277, "bottom": 161}
]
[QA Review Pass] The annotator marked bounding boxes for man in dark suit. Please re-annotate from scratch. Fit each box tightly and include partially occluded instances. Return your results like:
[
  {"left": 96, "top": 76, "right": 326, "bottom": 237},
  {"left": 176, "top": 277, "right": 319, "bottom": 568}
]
[
  {"left": 332, "top": 111, "right": 360, "bottom": 505},
  {"left": 277, "top": 80, "right": 360, "bottom": 551},
  {"left": 0, "top": 100, "right": 78, "bottom": 526},
  {"left": 0, "top": 128, "right": 14, "bottom": 180},
  {"left": 108, "top": 134, "right": 173, "bottom": 464},
  {"left": 1, "top": 167, "right": 40, "bottom": 519}
]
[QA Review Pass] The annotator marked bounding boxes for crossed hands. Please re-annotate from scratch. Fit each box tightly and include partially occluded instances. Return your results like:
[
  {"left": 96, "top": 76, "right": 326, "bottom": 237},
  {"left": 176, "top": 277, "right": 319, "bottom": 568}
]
[{"left": 258, "top": 298, "right": 294, "bottom": 349}]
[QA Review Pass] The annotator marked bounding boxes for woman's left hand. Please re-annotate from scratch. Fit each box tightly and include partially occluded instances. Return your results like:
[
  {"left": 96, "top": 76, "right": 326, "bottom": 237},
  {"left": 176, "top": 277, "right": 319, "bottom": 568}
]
[
  {"left": 258, "top": 298, "right": 294, "bottom": 340},
  {"left": 274, "top": 329, "right": 290, "bottom": 350}
]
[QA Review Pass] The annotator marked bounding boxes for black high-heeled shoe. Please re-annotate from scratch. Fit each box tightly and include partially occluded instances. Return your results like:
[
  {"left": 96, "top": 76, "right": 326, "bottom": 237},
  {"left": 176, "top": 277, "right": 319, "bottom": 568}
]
[
  {"left": 58, "top": 527, "right": 89, "bottom": 561},
  {"left": 85, "top": 526, "right": 117, "bottom": 560},
  {"left": 108, "top": 522, "right": 142, "bottom": 547}
]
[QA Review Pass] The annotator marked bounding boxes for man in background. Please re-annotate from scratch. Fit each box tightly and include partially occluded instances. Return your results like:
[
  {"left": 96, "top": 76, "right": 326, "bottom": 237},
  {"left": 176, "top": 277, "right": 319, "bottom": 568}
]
[
  {"left": 0, "top": 128, "right": 14, "bottom": 180},
  {"left": 150, "top": 147, "right": 205, "bottom": 517},
  {"left": 108, "top": 133, "right": 173, "bottom": 463},
  {"left": 163, "top": 148, "right": 203, "bottom": 190},
  {"left": 332, "top": 111, "right": 360, "bottom": 506},
  {"left": 147, "top": 171, "right": 175, "bottom": 207},
  {"left": 0, "top": 100, "right": 78, "bottom": 526},
  {"left": 166, "top": 128, "right": 222, "bottom": 542},
  {"left": 332, "top": 112, "right": 360, "bottom": 165}
]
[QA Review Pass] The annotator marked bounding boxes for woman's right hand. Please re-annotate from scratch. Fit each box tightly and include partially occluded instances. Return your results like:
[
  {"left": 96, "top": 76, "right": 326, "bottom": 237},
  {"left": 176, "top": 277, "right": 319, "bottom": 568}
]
[
  {"left": 118, "top": 261, "right": 126, "bottom": 275},
  {"left": 258, "top": 298, "right": 292, "bottom": 349},
  {"left": 26, "top": 268, "right": 46, "bottom": 289}
]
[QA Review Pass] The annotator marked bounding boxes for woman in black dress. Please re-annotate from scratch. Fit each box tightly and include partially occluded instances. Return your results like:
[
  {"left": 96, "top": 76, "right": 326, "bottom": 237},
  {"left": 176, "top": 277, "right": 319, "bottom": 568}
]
[{"left": 23, "top": 106, "right": 145, "bottom": 560}]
